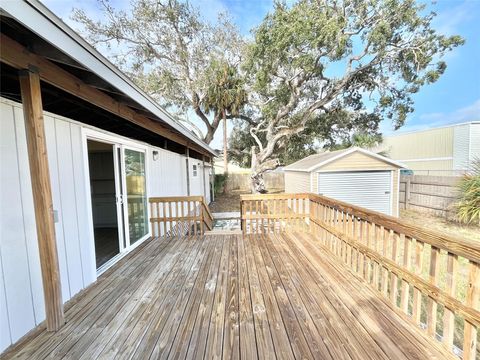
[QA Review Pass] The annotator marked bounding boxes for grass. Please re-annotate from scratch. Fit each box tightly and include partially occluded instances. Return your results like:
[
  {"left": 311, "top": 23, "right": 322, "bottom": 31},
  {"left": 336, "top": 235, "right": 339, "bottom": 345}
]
[{"left": 400, "top": 209, "right": 480, "bottom": 243}]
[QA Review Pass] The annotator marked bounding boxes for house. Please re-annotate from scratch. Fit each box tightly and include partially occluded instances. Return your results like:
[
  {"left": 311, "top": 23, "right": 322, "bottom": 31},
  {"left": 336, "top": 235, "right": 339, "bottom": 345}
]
[
  {"left": 0, "top": 0, "right": 215, "bottom": 351},
  {"left": 284, "top": 147, "right": 405, "bottom": 216},
  {"left": 381, "top": 121, "right": 480, "bottom": 176}
]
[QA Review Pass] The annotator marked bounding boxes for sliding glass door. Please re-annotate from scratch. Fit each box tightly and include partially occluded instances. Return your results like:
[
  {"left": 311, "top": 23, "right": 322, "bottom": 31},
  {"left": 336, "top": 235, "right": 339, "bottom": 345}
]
[
  {"left": 85, "top": 130, "right": 150, "bottom": 271},
  {"left": 123, "top": 147, "right": 149, "bottom": 245}
]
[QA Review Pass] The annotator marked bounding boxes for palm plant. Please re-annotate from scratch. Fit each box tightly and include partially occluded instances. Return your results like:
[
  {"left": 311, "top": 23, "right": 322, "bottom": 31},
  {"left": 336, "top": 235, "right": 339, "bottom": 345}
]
[
  {"left": 202, "top": 59, "right": 247, "bottom": 174},
  {"left": 455, "top": 159, "right": 480, "bottom": 225}
]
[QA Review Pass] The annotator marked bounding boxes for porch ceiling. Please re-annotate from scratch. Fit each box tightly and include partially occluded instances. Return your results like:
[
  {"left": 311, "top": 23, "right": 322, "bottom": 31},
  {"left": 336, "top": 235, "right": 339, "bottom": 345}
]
[{"left": 2, "top": 233, "right": 451, "bottom": 359}]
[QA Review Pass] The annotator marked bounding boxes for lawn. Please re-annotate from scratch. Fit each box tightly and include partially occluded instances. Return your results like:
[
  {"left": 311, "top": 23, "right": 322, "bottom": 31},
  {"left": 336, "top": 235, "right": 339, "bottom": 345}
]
[{"left": 400, "top": 209, "right": 480, "bottom": 243}]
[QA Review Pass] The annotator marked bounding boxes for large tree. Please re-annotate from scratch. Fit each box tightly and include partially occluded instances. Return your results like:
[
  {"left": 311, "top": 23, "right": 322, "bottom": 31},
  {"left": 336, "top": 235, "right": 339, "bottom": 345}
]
[
  {"left": 234, "top": 0, "right": 463, "bottom": 191},
  {"left": 72, "top": 0, "right": 245, "bottom": 143}
]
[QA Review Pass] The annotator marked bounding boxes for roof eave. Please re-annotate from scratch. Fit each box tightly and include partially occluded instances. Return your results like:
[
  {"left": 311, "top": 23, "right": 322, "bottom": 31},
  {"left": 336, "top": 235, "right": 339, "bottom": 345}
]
[{"left": 2, "top": 0, "right": 215, "bottom": 156}]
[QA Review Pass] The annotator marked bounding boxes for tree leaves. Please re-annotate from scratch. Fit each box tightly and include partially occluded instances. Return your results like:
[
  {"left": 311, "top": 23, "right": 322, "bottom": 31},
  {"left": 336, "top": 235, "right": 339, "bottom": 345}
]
[{"left": 72, "top": 0, "right": 245, "bottom": 143}]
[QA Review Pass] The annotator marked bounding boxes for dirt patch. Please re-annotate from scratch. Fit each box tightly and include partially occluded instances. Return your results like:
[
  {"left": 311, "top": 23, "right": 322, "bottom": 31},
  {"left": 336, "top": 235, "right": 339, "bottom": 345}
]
[
  {"left": 209, "top": 189, "right": 284, "bottom": 213},
  {"left": 400, "top": 209, "right": 480, "bottom": 243},
  {"left": 209, "top": 190, "right": 247, "bottom": 212}
]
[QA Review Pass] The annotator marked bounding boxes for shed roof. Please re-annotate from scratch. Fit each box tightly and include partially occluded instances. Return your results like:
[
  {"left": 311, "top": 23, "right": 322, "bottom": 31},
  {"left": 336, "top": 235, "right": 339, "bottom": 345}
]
[{"left": 284, "top": 147, "right": 406, "bottom": 172}]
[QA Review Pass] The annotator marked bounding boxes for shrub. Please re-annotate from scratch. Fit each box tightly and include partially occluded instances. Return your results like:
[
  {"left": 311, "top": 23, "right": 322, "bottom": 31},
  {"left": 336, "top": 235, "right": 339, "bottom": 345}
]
[
  {"left": 455, "top": 159, "right": 480, "bottom": 225},
  {"left": 214, "top": 174, "right": 228, "bottom": 196}
]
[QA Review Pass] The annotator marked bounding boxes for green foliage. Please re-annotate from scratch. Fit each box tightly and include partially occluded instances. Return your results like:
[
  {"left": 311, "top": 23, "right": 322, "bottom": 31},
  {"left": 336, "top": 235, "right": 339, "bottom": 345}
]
[
  {"left": 72, "top": 0, "right": 245, "bottom": 143},
  {"left": 229, "top": 110, "right": 382, "bottom": 167},
  {"left": 74, "top": 0, "right": 464, "bottom": 176},
  {"left": 329, "top": 131, "right": 383, "bottom": 151},
  {"left": 238, "top": 0, "right": 463, "bottom": 175},
  {"left": 455, "top": 159, "right": 480, "bottom": 225},
  {"left": 202, "top": 60, "right": 247, "bottom": 116},
  {"left": 214, "top": 174, "right": 228, "bottom": 196}
]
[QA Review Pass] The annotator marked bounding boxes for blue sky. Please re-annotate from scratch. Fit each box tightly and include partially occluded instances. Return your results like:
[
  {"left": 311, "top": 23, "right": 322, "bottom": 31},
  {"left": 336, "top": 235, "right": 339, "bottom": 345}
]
[{"left": 42, "top": 0, "right": 480, "bottom": 148}]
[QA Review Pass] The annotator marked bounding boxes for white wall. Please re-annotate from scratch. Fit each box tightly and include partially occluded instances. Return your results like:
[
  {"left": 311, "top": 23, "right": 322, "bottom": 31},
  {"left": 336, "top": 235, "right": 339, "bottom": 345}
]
[
  {"left": 0, "top": 97, "right": 201, "bottom": 352},
  {"left": 0, "top": 98, "right": 96, "bottom": 351},
  {"left": 148, "top": 148, "right": 188, "bottom": 198},
  {"left": 469, "top": 123, "right": 480, "bottom": 167},
  {"left": 204, "top": 165, "right": 212, "bottom": 204},
  {"left": 453, "top": 124, "right": 470, "bottom": 171}
]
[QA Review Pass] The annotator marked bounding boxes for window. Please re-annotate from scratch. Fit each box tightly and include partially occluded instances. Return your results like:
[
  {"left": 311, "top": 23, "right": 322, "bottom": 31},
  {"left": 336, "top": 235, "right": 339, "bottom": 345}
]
[{"left": 192, "top": 164, "right": 198, "bottom": 177}]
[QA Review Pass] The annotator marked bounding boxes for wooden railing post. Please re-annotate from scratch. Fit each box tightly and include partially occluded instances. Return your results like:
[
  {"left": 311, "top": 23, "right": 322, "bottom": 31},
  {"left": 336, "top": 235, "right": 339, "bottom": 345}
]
[
  {"left": 463, "top": 262, "right": 479, "bottom": 359},
  {"left": 19, "top": 68, "right": 64, "bottom": 331}
]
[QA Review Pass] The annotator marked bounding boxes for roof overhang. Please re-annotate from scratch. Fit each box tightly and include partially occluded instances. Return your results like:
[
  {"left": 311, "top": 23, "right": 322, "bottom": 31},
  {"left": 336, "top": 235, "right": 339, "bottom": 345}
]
[{"left": 0, "top": 0, "right": 215, "bottom": 156}]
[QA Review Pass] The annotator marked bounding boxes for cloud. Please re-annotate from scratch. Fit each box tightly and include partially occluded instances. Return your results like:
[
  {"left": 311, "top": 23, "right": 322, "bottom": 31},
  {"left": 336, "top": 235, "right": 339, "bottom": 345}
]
[
  {"left": 419, "top": 98, "right": 480, "bottom": 124},
  {"left": 380, "top": 98, "right": 480, "bottom": 134}
]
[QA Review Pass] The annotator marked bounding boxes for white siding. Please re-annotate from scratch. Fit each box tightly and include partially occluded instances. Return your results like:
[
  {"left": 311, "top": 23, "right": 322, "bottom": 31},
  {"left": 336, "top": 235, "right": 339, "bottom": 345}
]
[
  {"left": 0, "top": 97, "right": 200, "bottom": 352},
  {"left": 318, "top": 171, "right": 392, "bottom": 215},
  {"left": 203, "top": 165, "right": 212, "bottom": 204},
  {"left": 148, "top": 148, "right": 188, "bottom": 198},
  {"left": 284, "top": 171, "right": 310, "bottom": 193},
  {"left": 1, "top": 99, "right": 98, "bottom": 352},
  {"left": 469, "top": 123, "right": 480, "bottom": 166},
  {"left": 453, "top": 124, "right": 470, "bottom": 170}
]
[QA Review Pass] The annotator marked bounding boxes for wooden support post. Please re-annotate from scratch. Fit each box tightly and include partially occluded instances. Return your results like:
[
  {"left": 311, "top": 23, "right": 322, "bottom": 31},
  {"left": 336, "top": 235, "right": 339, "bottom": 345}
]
[
  {"left": 185, "top": 147, "right": 191, "bottom": 196},
  {"left": 405, "top": 178, "right": 411, "bottom": 209},
  {"left": 19, "top": 68, "right": 65, "bottom": 331}
]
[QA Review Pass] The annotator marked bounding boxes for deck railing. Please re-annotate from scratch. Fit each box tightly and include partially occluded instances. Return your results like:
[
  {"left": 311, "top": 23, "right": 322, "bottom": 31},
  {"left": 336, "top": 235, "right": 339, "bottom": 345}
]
[
  {"left": 240, "top": 193, "right": 309, "bottom": 233},
  {"left": 149, "top": 196, "right": 213, "bottom": 237},
  {"left": 241, "top": 192, "right": 480, "bottom": 359}
]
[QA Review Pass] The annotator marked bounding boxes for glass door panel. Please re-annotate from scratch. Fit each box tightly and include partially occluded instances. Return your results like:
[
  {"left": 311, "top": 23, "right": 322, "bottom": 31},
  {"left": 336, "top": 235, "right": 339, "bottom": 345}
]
[{"left": 124, "top": 148, "right": 148, "bottom": 245}]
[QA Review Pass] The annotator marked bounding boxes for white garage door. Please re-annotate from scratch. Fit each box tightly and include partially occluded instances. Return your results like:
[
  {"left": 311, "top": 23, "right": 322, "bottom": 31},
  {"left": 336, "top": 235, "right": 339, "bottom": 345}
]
[{"left": 318, "top": 171, "right": 392, "bottom": 215}]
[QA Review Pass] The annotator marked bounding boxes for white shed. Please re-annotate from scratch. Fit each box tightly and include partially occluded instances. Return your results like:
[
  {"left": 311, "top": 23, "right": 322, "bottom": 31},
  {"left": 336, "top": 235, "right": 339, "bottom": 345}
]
[{"left": 284, "top": 147, "right": 405, "bottom": 216}]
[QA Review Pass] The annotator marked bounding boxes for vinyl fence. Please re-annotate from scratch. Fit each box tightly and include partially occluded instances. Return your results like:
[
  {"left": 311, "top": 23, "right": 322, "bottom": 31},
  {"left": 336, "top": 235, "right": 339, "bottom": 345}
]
[{"left": 399, "top": 175, "right": 460, "bottom": 218}]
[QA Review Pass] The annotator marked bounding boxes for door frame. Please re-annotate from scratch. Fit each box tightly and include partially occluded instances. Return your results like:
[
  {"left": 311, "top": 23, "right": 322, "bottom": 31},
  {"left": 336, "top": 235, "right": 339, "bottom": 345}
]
[
  {"left": 121, "top": 144, "right": 151, "bottom": 249},
  {"left": 316, "top": 169, "right": 393, "bottom": 215},
  {"left": 81, "top": 128, "right": 151, "bottom": 275}
]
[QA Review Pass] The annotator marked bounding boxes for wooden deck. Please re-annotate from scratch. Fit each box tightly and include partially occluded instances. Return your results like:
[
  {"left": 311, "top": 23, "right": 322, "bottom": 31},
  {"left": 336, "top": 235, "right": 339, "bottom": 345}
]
[{"left": 2, "top": 233, "right": 452, "bottom": 360}]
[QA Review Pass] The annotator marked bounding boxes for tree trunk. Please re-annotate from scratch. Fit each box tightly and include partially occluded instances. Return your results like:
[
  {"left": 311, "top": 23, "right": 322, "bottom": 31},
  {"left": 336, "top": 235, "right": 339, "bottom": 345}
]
[
  {"left": 223, "top": 109, "right": 228, "bottom": 175},
  {"left": 250, "top": 146, "right": 266, "bottom": 193}
]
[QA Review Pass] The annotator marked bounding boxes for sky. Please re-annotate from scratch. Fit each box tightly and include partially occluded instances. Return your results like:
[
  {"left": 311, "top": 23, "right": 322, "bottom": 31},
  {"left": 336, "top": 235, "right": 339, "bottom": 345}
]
[{"left": 41, "top": 0, "right": 480, "bottom": 149}]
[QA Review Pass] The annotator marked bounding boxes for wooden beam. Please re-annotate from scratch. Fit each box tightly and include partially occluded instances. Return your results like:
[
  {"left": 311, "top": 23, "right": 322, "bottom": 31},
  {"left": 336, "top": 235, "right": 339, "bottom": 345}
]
[
  {"left": 19, "top": 68, "right": 65, "bottom": 331},
  {"left": 0, "top": 34, "right": 211, "bottom": 157},
  {"left": 186, "top": 147, "right": 191, "bottom": 196}
]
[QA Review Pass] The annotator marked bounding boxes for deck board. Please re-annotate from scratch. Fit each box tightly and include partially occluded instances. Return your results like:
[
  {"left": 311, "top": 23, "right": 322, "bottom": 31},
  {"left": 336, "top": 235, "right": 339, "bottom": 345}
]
[{"left": 1, "top": 233, "right": 453, "bottom": 360}]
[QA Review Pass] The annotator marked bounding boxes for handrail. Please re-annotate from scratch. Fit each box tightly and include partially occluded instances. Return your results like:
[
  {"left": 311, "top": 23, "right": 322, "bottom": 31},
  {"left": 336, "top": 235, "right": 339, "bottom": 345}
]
[
  {"left": 240, "top": 192, "right": 480, "bottom": 359},
  {"left": 149, "top": 196, "right": 212, "bottom": 237},
  {"left": 309, "top": 193, "right": 480, "bottom": 264},
  {"left": 201, "top": 200, "right": 214, "bottom": 231},
  {"left": 240, "top": 193, "right": 309, "bottom": 233}
]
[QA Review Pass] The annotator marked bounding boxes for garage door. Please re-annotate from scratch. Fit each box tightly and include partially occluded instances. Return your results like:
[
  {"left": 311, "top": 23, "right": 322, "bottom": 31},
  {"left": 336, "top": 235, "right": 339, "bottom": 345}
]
[{"left": 318, "top": 171, "right": 392, "bottom": 215}]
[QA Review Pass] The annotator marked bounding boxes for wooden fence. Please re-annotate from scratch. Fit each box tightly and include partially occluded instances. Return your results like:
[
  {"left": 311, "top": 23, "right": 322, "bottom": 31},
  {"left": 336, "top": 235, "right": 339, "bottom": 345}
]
[
  {"left": 149, "top": 196, "right": 213, "bottom": 237},
  {"left": 240, "top": 193, "right": 480, "bottom": 359},
  {"left": 400, "top": 175, "right": 460, "bottom": 218},
  {"left": 225, "top": 172, "right": 285, "bottom": 192}
]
